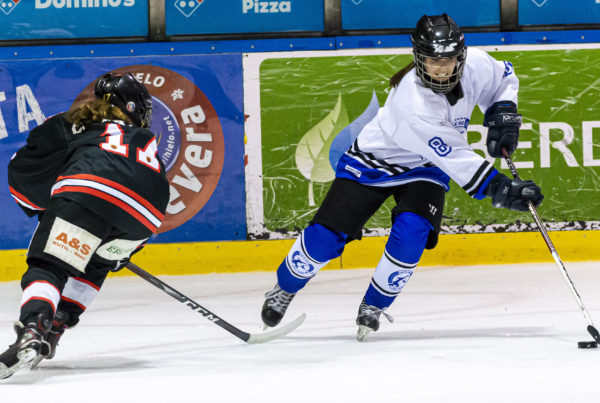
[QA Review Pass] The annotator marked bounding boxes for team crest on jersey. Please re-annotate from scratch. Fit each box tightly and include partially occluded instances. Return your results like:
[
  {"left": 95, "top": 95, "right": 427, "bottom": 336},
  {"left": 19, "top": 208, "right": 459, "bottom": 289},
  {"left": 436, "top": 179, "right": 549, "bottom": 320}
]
[
  {"left": 453, "top": 117, "right": 470, "bottom": 132},
  {"left": 387, "top": 269, "right": 413, "bottom": 292},
  {"left": 174, "top": 0, "right": 204, "bottom": 17},
  {"left": 71, "top": 65, "right": 225, "bottom": 234},
  {"left": 0, "top": 0, "right": 21, "bottom": 15}
]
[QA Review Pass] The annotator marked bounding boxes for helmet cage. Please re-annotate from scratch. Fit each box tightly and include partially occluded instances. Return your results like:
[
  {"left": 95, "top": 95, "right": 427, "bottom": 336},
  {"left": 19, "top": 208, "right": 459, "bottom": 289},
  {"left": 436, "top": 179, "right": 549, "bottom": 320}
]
[
  {"left": 413, "top": 48, "right": 467, "bottom": 93},
  {"left": 93, "top": 73, "right": 152, "bottom": 128}
]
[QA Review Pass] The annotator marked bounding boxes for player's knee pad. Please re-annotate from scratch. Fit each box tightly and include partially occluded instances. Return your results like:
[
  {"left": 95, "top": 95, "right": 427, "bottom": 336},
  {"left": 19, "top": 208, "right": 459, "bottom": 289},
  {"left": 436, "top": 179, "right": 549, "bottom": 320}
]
[
  {"left": 283, "top": 224, "right": 347, "bottom": 279},
  {"left": 304, "top": 223, "right": 347, "bottom": 261},
  {"left": 387, "top": 212, "right": 432, "bottom": 263},
  {"left": 369, "top": 213, "right": 431, "bottom": 299},
  {"left": 21, "top": 265, "right": 65, "bottom": 291}
]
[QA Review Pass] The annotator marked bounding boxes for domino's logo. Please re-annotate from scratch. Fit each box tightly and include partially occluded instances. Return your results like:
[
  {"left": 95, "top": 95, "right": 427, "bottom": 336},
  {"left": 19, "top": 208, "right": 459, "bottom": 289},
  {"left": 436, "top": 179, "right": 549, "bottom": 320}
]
[
  {"left": 0, "top": 0, "right": 21, "bottom": 15},
  {"left": 530, "top": 0, "right": 548, "bottom": 7},
  {"left": 174, "top": 0, "right": 204, "bottom": 17},
  {"left": 428, "top": 137, "right": 452, "bottom": 157}
]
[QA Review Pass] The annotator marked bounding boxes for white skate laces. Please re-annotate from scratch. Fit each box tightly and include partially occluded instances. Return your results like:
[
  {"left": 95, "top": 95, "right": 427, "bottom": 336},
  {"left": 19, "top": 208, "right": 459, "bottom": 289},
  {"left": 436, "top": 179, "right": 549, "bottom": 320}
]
[
  {"left": 264, "top": 285, "right": 296, "bottom": 314},
  {"left": 356, "top": 301, "right": 394, "bottom": 342}
]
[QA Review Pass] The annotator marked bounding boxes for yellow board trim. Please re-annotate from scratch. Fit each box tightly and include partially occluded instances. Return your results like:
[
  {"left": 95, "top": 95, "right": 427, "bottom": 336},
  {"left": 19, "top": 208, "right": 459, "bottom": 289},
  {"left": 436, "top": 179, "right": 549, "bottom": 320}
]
[{"left": 1, "top": 230, "right": 598, "bottom": 281}]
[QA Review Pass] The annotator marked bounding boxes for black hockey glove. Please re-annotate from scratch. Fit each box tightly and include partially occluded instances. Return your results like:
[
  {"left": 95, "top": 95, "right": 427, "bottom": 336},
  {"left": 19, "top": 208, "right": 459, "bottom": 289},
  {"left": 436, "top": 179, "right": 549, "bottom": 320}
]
[
  {"left": 484, "top": 173, "right": 543, "bottom": 212},
  {"left": 483, "top": 101, "right": 522, "bottom": 158}
]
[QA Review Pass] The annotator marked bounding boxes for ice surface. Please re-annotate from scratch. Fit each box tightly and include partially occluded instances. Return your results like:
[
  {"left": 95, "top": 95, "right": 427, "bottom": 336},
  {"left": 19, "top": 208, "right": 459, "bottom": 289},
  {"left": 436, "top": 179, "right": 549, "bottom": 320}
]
[{"left": 1, "top": 262, "right": 599, "bottom": 402}]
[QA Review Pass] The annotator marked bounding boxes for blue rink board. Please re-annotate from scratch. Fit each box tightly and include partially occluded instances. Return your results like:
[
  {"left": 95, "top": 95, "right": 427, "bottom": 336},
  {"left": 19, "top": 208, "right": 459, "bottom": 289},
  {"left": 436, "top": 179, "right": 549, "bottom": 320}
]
[
  {"left": 0, "top": 53, "right": 246, "bottom": 249},
  {"left": 0, "top": 30, "right": 598, "bottom": 61}
]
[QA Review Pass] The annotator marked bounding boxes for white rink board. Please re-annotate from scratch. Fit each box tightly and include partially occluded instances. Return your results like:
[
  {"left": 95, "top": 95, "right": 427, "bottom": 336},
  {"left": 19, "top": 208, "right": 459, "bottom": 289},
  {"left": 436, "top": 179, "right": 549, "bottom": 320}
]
[{"left": 1, "top": 262, "right": 599, "bottom": 402}]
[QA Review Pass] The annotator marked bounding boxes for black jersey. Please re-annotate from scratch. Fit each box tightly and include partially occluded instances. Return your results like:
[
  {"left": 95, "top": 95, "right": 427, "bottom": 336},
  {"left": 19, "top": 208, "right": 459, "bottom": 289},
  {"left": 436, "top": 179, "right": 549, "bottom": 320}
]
[{"left": 8, "top": 113, "right": 169, "bottom": 236}]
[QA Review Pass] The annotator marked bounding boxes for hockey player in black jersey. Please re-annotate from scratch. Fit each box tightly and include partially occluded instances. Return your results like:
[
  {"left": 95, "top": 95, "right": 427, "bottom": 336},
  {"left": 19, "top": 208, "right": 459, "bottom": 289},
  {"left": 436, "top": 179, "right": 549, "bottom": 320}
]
[
  {"left": 0, "top": 72, "right": 169, "bottom": 379},
  {"left": 260, "top": 14, "right": 544, "bottom": 341}
]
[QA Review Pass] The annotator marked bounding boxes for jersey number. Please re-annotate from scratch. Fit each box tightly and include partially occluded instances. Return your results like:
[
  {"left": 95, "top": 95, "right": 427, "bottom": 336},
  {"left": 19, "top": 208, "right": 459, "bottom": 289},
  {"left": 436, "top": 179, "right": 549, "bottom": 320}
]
[
  {"left": 100, "top": 123, "right": 160, "bottom": 172},
  {"left": 428, "top": 137, "right": 452, "bottom": 157}
]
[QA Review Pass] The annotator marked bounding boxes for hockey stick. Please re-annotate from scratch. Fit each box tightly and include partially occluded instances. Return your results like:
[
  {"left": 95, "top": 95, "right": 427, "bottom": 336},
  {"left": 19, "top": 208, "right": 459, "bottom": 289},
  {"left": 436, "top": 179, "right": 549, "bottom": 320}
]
[
  {"left": 125, "top": 262, "right": 306, "bottom": 344},
  {"left": 501, "top": 148, "right": 600, "bottom": 344}
]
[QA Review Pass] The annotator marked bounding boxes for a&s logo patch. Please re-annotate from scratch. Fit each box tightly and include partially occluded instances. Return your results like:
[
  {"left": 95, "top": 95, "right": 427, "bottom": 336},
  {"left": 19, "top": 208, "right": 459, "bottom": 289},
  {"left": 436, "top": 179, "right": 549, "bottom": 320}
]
[
  {"left": 0, "top": 0, "right": 21, "bottom": 15},
  {"left": 174, "top": 0, "right": 204, "bottom": 17},
  {"left": 44, "top": 217, "right": 102, "bottom": 272}
]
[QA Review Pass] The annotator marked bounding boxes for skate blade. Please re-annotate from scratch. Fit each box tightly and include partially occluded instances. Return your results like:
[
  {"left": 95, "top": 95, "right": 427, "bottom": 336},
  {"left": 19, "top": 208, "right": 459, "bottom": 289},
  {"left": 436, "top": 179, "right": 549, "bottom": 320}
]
[
  {"left": 0, "top": 362, "right": 17, "bottom": 380},
  {"left": 0, "top": 358, "right": 31, "bottom": 380},
  {"left": 29, "top": 354, "right": 45, "bottom": 370},
  {"left": 357, "top": 325, "right": 372, "bottom": 342},
  {"left": 0, "top": 347, "right": 43, "bottom": 379}
]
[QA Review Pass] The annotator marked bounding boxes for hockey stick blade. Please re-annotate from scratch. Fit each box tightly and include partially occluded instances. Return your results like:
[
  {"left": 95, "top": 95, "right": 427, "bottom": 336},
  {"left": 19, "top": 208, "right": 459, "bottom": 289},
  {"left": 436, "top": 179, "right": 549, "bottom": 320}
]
[
  {"left": 246, "top": 313, "right": 306, "bottom": 344},
  {"left": 588, "top": 325, "right": 600, "bottom": 344},
  {"left": 125, "top": 262, "right": 305, "bottom": 344}
]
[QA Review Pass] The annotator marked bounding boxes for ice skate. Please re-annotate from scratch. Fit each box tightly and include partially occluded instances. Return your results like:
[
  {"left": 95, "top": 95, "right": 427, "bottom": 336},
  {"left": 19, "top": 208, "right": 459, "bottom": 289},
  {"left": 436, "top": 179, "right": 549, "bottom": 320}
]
[
  {"left": 356, "top": 299, "right": 393, "bottom": 342},
  {"left": 261, "top": 284, "right": 296, "bottom": 328},
  {"left": 0, "top": 314, "right": 51, "bottom": 379},
  {"left": 45, "top": 310, "right": 70, "bottom": 360}
]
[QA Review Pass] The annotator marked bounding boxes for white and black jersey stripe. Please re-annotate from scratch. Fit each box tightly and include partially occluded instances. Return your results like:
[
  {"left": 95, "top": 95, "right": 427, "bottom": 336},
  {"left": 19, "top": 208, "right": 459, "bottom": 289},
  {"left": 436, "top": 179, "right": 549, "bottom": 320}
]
[
  {"left": 347, "top": 140, "right": 410, "bottom": 176},
  {"left": 462, "top": 160, "right": 495, "bottom": 197}
]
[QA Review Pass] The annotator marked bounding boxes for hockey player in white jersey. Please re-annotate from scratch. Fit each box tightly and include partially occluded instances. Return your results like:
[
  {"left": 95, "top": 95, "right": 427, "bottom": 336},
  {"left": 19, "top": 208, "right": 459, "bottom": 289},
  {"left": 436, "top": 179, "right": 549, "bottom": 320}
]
[{"left": 260, "top": 14, "right": 543, "bottom": 341}]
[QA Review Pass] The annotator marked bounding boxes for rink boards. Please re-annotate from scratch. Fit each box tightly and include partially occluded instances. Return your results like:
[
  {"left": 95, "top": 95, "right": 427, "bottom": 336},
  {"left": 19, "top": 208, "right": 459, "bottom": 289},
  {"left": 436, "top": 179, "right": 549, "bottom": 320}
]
[
  {"left": 1, "top": 229, "right": 600, "bottom": 281},
  {"left": 2, "top": 39, "right": 600, "bottom": 280}
]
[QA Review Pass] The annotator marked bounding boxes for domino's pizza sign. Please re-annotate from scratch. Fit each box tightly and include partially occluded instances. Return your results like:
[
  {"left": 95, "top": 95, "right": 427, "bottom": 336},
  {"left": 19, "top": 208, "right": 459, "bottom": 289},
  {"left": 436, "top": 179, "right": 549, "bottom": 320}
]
[
  {"left": 166, "top": 0, "right": 323, "bottom": 35},
  {"left": 174, "top": 0, "right": 204, "bottom": 17},
  {"left": 0, "top": 0, "right": 147, "bottom": 39},
  {"left": 0, "top": 0, "right": 21, "bottom": 15}
]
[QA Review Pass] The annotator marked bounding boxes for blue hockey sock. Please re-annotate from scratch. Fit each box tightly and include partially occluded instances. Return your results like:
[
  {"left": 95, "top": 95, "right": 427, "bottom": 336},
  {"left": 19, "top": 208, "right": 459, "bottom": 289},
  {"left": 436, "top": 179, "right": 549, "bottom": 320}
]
[
  {"left": 277, "top": 224, "right": 347, "bottom": 293},
  {"left": 364, "top": 283, "right": 396, "bottom": 309},
  {"left": 365, "top": 212, "right": 431, "bottom": 309}
]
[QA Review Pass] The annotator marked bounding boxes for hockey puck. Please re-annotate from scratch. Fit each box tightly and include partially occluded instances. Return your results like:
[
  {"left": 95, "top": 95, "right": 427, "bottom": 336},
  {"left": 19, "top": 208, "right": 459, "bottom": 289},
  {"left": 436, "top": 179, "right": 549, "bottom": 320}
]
[{"left": 577, "top": 341, "right": 598, "bottom": 349}]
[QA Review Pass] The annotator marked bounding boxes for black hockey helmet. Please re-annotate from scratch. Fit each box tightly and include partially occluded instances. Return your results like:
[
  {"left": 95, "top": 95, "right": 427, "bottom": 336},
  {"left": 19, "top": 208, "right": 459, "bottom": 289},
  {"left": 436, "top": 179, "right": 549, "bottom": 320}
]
[
  {"left": 411, "top": 14, "right": 466, "bottom": 93},
  {"left": 93, "top": 72, "right": 152, "bottom": 128}
]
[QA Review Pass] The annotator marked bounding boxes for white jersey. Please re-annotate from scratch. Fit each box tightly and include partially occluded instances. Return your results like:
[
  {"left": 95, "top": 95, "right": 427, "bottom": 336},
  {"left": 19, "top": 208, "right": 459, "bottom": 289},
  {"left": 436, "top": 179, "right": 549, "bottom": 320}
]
[{"left": 336, "top": 47, "right": 518, "bottom": 200}]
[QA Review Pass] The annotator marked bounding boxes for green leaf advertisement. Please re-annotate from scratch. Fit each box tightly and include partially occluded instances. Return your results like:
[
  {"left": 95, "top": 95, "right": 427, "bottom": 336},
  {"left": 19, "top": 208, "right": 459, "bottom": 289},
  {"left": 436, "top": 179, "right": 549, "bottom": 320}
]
[{"left": 248, "top": 46, "right": 600, "bottom": 238}]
